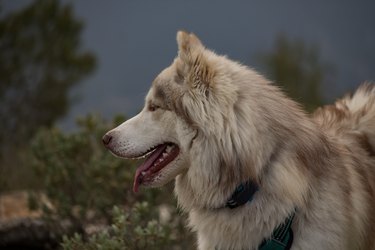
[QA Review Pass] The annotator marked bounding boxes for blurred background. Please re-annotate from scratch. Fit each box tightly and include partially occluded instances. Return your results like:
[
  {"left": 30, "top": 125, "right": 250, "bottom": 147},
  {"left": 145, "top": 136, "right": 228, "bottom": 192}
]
[{"left": 0, "top": 0, "right": 374, "bottom": 249}]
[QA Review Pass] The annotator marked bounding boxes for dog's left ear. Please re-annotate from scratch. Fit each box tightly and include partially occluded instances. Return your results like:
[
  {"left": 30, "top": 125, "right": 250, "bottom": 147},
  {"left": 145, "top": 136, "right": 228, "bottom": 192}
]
[
  {"left": 177, "top": 30, "right": 204, "bottom": 61},
  {"left": 176, "top": 31, "right": 214, "bottom": 93}
]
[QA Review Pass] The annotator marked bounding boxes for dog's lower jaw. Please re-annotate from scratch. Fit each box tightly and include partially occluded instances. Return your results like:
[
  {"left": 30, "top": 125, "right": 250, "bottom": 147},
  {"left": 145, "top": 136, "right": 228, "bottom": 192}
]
[{"left": 139, "top": 162, "right": 185, "bottom": 190}]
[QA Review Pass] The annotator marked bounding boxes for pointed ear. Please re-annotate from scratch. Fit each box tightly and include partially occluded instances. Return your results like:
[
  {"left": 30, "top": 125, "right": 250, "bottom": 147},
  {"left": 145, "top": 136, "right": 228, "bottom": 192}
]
[
  {"left": 175, "top": 31, "right": 214, "bottom": 94},
  {"left": 176, "top": 31, "right": 204, "bottom": 62}
]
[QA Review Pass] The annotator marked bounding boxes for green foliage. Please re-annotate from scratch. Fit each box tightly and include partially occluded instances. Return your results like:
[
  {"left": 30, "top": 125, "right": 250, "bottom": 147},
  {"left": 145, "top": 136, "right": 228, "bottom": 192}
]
[
  {"left": 258, "top": 34, "right": 334, "bottom": 111},
  {"left": 0, "top": 0, "right": 96, "bottom": 190},
  {"left": 31, "top": 115, "right": 136, "bottom": 223},
  {"left": 61, "top": 203, "right": 182, "bottom": 250},
  {"left": 30, "top": 114, "right": 193, "bottom": 249}
]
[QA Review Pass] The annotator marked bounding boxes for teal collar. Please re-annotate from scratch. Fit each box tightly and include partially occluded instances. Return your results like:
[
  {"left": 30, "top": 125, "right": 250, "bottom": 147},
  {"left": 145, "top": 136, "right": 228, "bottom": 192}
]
[
  {"left": 259, "top": 212, "right": 295, "bottom": 250},
  {"left": 226, "top": 182, "right": 295, "bottom": 250}
]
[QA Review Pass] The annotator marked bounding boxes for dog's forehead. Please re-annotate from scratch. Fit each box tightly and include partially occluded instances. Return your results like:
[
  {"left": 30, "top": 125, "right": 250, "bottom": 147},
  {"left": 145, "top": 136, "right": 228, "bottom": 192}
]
[
  {"left": 145, "top": 78, "right": 169, "bottom": 105},
  {"left": 153, "top": 64, "right": 176, "bottom": 85},
  {"left": 149, "top": 65, "right": 177, "bottom": 99}
]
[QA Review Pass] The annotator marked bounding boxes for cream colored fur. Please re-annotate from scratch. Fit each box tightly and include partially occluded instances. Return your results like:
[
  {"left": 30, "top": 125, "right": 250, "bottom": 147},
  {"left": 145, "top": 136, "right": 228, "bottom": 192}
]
[{"left": 104, "top": 31, "right": 375, "bottom": 250}]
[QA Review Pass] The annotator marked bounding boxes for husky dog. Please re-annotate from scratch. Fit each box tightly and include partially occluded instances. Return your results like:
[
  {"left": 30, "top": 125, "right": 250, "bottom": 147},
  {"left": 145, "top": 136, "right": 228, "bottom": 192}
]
[{"left": 103, "top": 31, "right": 375, "bottom": 250}]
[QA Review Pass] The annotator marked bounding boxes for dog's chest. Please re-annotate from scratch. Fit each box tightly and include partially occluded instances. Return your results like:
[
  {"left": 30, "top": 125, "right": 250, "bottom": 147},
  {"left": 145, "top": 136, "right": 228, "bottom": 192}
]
[{"left": 189, "top": 209, "right": 268, "bottom": 250}]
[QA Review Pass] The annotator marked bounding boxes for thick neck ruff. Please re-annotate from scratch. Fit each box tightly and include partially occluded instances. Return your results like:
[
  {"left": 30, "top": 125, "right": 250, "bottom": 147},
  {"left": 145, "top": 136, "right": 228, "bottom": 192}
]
[{"left": 226, "top": 181, "right": 295, "bottom": 250}]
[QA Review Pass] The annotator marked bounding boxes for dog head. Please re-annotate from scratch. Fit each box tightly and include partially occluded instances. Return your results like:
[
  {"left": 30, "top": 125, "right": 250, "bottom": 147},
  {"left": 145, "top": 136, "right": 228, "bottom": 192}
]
[{"left": 103, "top": 31, "right": 227, "bottom": 192}]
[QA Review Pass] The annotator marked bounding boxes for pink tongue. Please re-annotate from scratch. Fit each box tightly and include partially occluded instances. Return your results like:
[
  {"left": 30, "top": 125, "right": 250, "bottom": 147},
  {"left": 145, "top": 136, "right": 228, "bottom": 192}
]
[{"left": 133, "top": 144, "right": 167, "bottom": 193}]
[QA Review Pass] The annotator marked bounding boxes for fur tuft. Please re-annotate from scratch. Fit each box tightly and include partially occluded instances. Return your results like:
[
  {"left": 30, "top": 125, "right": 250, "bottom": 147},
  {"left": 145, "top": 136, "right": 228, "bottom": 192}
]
[{"left": 313, "top": 82, "right": 375, "bottom": 155}]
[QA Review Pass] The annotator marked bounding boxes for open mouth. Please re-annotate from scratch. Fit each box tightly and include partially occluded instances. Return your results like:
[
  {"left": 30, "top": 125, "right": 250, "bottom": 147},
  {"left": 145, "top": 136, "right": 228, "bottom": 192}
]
[{"left": 133, "top": 143, "right": 179, "bottom": 192}]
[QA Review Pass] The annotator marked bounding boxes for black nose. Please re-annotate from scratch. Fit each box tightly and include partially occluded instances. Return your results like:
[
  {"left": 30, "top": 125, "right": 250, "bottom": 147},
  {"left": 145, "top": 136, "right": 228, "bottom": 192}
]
[{"left": 102, "top": 133, "right": 112, "bottom": 146}]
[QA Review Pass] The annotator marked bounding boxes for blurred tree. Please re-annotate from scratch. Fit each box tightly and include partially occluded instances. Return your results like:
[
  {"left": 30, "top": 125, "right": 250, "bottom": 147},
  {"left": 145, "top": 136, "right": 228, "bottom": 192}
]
[
  {"left": 0, "top": 0, "right": 95, "bottom": 189},
  {"left": 258, "top": 34, "right": 334, "bottom": 111}
]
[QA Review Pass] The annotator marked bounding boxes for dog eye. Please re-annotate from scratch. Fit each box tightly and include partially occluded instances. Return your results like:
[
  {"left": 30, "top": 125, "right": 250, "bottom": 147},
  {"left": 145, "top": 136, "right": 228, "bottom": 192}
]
[{"left": 148, "top": 104, "right": 159, "bottom": 112}]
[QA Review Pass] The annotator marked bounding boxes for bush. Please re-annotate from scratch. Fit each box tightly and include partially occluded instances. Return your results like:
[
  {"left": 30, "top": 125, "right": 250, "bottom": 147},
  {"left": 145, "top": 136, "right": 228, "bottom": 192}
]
[
  {"left": 31, "top": 114, "right": 135, "bottom": 225},
  {"left": 62, "top": 203, "right": 181, "bottom": 250},
  {"left": 29, "top": 114, "right": 193, "bottom": 249}
]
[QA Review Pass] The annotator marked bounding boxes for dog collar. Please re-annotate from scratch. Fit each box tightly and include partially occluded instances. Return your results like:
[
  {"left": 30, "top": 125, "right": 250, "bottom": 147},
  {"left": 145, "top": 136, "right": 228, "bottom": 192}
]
[
  {"left": 226, "top": 181, "right": 259, "bottom": 208},
  {"left": 226, "top": 182, "right": 295, "bottom": 250},
  {"left": 259, "top": 213, "right": 295, "bottom": 250}
]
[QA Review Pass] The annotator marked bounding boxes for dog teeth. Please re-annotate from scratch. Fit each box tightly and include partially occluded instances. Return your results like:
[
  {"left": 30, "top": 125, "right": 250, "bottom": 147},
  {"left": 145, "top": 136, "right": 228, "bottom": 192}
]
[
  {"left": 166, "top": 146, "right": 172, "bottom": 153},
  {"left": 163, "top": 152, "right": 168, "bottom": 158},
  {"left": 141, "top": 171, "right": 146, "bottom": 176}
]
